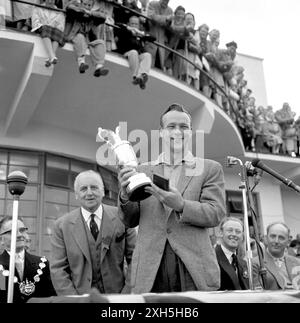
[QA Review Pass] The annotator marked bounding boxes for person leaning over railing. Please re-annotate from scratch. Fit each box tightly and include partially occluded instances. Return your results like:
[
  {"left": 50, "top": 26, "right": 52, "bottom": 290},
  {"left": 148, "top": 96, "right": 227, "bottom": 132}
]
[
  {"left": 178, "top": 12, "right": 202, "bottom": 90},
  {"left": 94, "top": 0, "right": 116, "bottom": 52},
  {"left": 116, "top": 15, "right": 155, "bottom": 89},
  {"left": 145, "top": 0, "right": 173, "bottom": 70},
  {"left": 163, "top": 5, "right": 186, "bottom": 77},
  {"left": 31, "top": 0, "right": 66, "bottom": 67},
  {"left": 64, "top": 0, "right": 110, "bottom": 77}
]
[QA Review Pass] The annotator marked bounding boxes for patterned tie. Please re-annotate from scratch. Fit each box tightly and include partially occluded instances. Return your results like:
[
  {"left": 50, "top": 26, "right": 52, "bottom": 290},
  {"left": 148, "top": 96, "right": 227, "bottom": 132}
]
[{"left": 90, "top": 214, "right": 99, "bottom": 241}]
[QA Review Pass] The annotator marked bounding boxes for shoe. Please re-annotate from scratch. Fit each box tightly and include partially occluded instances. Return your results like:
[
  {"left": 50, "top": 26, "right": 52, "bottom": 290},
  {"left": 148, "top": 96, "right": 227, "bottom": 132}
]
[
  {"left": 132, "top": 76, "right": 139, "bottom": 85},
  {"left": 94, "top": 67, "right": 109, "bottom": 77},
  {"left": 79, "top": 62, "right": 89, "bottom": 74},
  {"left": 138, "top": 73, "right": 148, "bottom": 90},
  {"left": 45, "top": 59, "right": 51, "bottom": 67}
]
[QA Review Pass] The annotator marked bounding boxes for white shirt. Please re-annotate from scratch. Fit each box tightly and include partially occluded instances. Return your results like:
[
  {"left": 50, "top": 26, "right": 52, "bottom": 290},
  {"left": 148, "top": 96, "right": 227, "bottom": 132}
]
[
  {"left": 7, "top": 249, "right": 25, "bottom": 279},
  {"left": 81, "top": 205, "right": 103, "bottom": 232},
  {"left": 221, "top": 244, "right": 236, "bottom": 265}
]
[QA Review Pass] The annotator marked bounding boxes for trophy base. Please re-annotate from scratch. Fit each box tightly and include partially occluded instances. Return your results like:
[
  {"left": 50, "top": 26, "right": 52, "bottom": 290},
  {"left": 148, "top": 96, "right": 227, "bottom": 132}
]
[{"left": 127, "top": 173, "right": 152, "bottom": 202}]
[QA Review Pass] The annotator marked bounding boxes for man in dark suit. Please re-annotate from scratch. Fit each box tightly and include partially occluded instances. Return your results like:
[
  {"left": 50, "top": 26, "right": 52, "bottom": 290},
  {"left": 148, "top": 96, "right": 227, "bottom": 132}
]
[
  {"left": 215, "top": 217, "right": 249, "bottom": 290},
  {"left": 118, "top": 103, "right": 226, "bottom": 293},
  {"left": 50, "top": 170, "right": 137, "bottom": 295},
  {"left": 0, "top": 216, "right": 56, "bottom": 303}
]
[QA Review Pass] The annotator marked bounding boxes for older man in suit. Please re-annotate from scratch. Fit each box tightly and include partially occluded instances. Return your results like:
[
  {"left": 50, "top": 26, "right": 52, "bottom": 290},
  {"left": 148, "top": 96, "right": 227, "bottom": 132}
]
[
  {"left": 50, "top": 170, "right": 136, "bottom": 295},
  {"left": 215, "top": 217, "right": 249, "bottom": 290},
  {"left": 0, "top": 216, "right": 56, "bottom": 303},
  {"left": 118, "top": 103, "right": 226, "bottom": 293},
  {"left": 253, "top": 222, "right": 300, "bottom": 290}
]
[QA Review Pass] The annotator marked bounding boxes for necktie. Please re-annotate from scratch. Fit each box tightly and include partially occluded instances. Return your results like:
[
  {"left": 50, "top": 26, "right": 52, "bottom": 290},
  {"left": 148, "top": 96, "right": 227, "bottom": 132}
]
[
  {"left": 231, "top": 254, "right": 238, "bottom": 272},
  {"left": 90, "top": 214, "right": 99, "bottom": 241},
  {"left": 15, "top": 255, "right": 23, "bottom": 280}
]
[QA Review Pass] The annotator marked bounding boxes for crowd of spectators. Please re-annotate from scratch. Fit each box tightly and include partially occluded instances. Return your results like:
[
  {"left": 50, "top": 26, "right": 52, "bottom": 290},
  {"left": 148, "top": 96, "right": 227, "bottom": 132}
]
[{"left": 2, "top": 0, "right": 299, "bottom": 156}]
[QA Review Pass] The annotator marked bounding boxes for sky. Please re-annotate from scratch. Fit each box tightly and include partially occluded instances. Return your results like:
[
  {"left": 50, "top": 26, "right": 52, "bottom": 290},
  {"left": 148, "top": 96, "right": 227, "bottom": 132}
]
[{"left": 170, "top": 0, "right": 300, "bottom": 116}]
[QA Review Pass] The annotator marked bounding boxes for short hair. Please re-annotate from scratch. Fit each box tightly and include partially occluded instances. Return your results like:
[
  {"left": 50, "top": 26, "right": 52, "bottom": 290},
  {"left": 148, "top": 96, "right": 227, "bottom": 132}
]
[
  {"left": 159, "top": 103, "right": 192, "bottom": 128},
  {"left": 185, "top": 12, "right": 195, "bottom": 20},
  {"left": 0, "top": 215, "right": 25, "bottom": 231},
  {"left": 175, "top": 5, "right": 185, "bottom": 14},
  {"left": 74, "top": 170, "right": 104, "bottom": 193},
  {"left": 219, "top": 216, "right": 244, "bottom": 231},
  {"left": 266, "top": 222, "right": 290, "bottom": 237}
]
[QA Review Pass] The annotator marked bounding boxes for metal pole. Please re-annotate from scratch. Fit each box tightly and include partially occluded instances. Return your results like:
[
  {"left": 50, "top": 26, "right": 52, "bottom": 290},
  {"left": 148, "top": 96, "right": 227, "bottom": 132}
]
[
  {"left": 7, "top": 196, "right": 19, "bottom": 303},
  {"left": 240, "top": 177, "right": 254, "bottom": 290}
]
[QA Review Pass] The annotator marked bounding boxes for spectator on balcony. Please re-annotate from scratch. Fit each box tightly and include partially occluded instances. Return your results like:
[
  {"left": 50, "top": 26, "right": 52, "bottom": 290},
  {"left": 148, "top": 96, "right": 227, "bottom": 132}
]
[
  {"left": 164, "top": 5, "right": 186, "bottom": 77},
  {"left": 262, "top": 106, "right": 283, "bottom": 154},
  {"left": 114, "top": 0, "right": 141, "bottom": 26},
  {"left": 11, "top": 0, "right": 39, "bottom": 31},
  {"left": 31, "top": 0, "right": 66, "bottom": 67},
  {"left": 197, "top": 24, "right": 210, "bottom": 95},
  {"left": 93, "top": 0, "right": 116, "bottom": 52},
  {"left": 117, "top": 15, "right": 153, "bottom": 89},
  {"left": 276, "top": 103, "right": 297, "bottom": 157},
  {"left": 64, "top": 0, "right": 109, "bottom": 77},
  {"left": 146, "top": 0, "right": 173, "bottom": 70},
  {"left": 205, "top": 29, "right": 224, "bottom": 106},
  {"left": 178, "top": 13, "right": 202, "bottom": 89}
]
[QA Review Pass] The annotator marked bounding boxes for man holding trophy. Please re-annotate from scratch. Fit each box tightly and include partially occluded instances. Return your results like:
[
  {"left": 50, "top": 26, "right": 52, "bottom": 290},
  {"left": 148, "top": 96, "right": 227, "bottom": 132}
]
[{"left": 115, "top": 103, "right": 226, "bottom": 293}]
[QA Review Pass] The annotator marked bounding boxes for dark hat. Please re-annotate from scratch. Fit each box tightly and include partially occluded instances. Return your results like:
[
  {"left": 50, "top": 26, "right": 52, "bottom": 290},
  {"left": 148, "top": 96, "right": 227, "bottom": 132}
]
[{"left": 226, "top": 41, "right": 238, "bottom": 49}]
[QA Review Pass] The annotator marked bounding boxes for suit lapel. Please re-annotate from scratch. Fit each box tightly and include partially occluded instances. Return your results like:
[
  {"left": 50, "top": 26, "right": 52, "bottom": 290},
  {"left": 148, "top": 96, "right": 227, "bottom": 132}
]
[
  {"left": 216, "top": 245, "right": 241, "bottom": 289},
  {"left": 100, "top": 205, "right": 116, "bottom": 263},
  {"left": 0, "top": 250, "right": 22, "bottom": 281},
  {"left": 265, "top": 252, "right": 285, "bottom": 289},
  {"left": 23, "top": 252, "right": 38, "bottom": 281},
  {"left": 176, "top": 164, "right": 195, "bottom": 195},
  {"left": 72, "top": 210, "right": 92, "bottom": 265}
]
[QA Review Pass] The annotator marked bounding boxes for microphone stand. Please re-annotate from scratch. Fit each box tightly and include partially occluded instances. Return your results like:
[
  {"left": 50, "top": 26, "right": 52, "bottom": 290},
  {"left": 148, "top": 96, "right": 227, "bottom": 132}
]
[
  {"left": 228, "top": 157, "right": 254, "bottom": 290},
  {"left": 244, "top": 172, "right": 267, "bottom": 289}
]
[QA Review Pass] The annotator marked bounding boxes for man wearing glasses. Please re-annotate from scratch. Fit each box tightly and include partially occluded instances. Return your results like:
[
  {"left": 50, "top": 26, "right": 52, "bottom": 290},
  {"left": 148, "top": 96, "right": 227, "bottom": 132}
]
[{"left": 0, "top": 216, "right": 56, "bottom": 303}]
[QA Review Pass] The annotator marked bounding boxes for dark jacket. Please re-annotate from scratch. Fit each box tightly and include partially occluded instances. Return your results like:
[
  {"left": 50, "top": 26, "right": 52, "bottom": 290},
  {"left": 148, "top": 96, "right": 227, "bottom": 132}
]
[
  {"left": 0, "top": 250, "right": 56, "bottom": 303},
  {"left": 215, "top": 244, "right": 249, "bottom": 291},
  {"left": 117, "top": 24, "right": 155, "bottom": 55}
]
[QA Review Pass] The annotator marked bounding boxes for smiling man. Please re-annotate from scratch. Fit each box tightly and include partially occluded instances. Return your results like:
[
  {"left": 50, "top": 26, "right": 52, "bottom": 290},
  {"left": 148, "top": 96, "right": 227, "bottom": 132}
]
[
  {"left": 0, "top": 216, "right": 56, "bottom": 303},
  {"left": 215, "top": 217, "right": 249, "bottom": 290},
  {"left": 253, "top": 222, "right": 300, "bottom": 290},
  {"left": 118, "top": 103, "right": 226, "bottom": 293},
  {"left": 50, "top": 170, "right": 136, "bottom": 295}
]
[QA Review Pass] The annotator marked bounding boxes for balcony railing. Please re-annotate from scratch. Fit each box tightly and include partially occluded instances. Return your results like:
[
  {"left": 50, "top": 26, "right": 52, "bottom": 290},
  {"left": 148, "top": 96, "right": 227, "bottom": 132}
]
[{"left": 1, "top": 0, "right": 299, "bottom": 159}]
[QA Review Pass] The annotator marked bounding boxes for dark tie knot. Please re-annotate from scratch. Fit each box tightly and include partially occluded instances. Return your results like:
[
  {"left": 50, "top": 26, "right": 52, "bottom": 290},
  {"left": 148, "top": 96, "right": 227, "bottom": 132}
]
[{"left": 90, "top": 214, "right": 99, "bottom": 241}]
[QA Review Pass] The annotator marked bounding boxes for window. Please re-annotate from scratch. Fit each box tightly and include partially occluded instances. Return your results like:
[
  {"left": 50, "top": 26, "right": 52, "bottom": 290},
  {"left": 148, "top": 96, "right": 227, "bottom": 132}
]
[{"left": 226, "top": 190, "right": 263, "bottom": 237}]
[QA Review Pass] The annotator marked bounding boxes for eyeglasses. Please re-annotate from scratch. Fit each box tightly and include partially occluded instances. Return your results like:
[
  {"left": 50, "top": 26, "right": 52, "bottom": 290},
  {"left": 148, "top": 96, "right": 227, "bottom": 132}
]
[{"left": 0, "top": 227, "right": 28, "bottom": 236}]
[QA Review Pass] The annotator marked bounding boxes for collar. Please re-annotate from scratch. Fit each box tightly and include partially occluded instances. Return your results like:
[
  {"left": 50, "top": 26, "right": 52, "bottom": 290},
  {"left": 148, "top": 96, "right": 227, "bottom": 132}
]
[
  {"left": 151, "top": 151, "right": 196, "bottom": 167},
  {"left": 221, "top": 244, "right": 236, "bottom": 262},
  {"left": 81, "top": 205, "right": 103, "bottom": 223},
  {"left": 7, "top": 249, "right": 25, "bottom": 261},
  {"left": 266, "top": 249, "right": 285, "bottom": 263}
]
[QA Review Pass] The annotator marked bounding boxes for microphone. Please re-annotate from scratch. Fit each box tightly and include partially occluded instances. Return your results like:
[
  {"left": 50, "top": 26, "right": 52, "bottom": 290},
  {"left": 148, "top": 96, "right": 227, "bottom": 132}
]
[
  {"left": 252, "top": 158, "right": 300, "bottom": 193},
  {"left": 245, "top": 161, "right": 263, "bottom": 184},
  {"left": 225, "top": 156, "right": 240, "bottom": 167}
]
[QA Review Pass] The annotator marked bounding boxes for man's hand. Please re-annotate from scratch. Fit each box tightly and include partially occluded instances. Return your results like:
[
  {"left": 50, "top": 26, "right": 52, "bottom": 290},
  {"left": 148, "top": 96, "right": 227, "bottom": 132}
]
[
  {"left": 145, "top": 184, "right": 185, "bottom": 212},
  {"left": 118, "top": 167, "right": 137, "bottom": 201}
]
